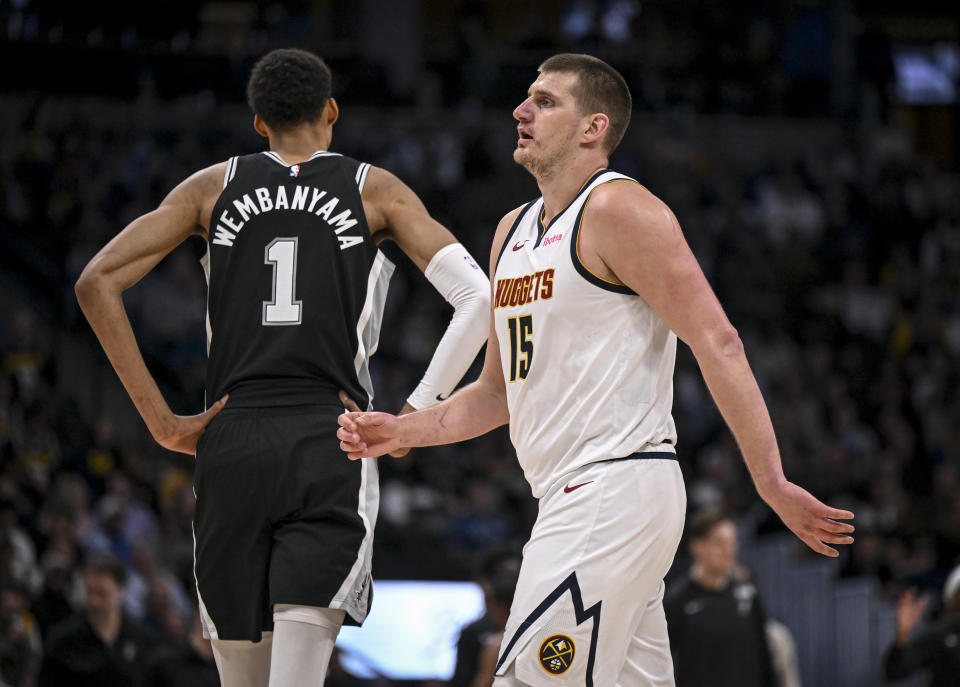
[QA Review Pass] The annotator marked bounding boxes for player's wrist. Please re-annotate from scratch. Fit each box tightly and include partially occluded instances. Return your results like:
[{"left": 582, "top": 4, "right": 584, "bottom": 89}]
[{"left": 754, "top": 470, "right": 788, "bottom": 502}]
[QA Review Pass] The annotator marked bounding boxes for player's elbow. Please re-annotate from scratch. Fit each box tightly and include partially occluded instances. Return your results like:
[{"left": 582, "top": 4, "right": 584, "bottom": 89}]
[
  {"left": 74, "top": 260, "right": 110, "bottom": 309},
  {"left": 708, "top": 325, "right": 744, "bottom": 360}
]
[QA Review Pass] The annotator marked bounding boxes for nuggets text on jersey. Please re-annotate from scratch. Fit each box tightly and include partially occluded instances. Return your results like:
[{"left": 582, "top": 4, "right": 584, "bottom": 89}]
[{"left": 494, "top": 268, "right": 554, "bottom": 309}]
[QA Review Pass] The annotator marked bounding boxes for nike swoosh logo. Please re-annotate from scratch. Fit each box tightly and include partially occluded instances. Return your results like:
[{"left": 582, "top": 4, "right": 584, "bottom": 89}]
[
  {"left": 436, "top": 393, "right": 450, "bottom": 402},
  {"left": 512, "top": 240, "right": 529, "bottom": 251},
  {"left": 563, "top": 481, "right": 594, "bottom": 493}
]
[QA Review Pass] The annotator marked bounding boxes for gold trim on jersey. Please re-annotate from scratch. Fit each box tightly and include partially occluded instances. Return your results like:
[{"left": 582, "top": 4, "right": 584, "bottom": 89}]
[{"left": 573, "top": 178, "right": 645, "bottom": 288}]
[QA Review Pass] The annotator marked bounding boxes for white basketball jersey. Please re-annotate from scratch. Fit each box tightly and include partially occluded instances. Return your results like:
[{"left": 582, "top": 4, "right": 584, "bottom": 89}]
[{"left": 493, "top": 170, "right": 677, "bottom": 498}]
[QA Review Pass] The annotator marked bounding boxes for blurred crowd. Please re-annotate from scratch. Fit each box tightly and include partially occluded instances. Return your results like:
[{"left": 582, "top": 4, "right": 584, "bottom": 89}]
[{"left": 1, "top": 1, "right": 958, "bottom": 685}]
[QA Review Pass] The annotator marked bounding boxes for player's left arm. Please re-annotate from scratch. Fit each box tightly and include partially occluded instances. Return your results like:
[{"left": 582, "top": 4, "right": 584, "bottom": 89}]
[
  {"left": 581, "top": 182, "right": 854, "bottom": 557},
  {"left": 362, "top": 166, "right": 490, "bottom": 414},
  {"left": 75, "top": 164, "right": 228, "bottom": 455}
]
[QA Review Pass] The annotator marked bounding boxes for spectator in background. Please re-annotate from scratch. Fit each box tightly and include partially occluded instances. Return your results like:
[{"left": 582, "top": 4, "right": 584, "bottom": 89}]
[
  {"left": 665, "top": 509, "right": 776, "bottom": 687},
  {"left": 449, "top": 551, "right": 520, "bottom": 687},
  {"left": 39, "top": 552, "right": 156, "bottom": 687},
  {"left": 144, "top": 610, "right": 219, "bottom": 687},
  {"left": 884, "top": 565, "right": 960, "bottom": 687},
  {"left": 0, "top": 582, "right": 42, "bottom": 687}
]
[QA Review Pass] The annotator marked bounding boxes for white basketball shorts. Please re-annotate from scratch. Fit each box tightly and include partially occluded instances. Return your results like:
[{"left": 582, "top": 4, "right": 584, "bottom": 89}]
[{"left": 494, "top": 454, "right": 685, "bottom": 686}]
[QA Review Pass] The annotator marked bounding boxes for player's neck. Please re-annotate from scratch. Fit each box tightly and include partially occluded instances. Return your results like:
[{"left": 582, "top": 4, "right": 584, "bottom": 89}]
[
  {"left": 536, "top": 157, "right": 606, "bottom": 225},
  {"left": 268, "top": 127, "right": 333, "bottom": 164}
]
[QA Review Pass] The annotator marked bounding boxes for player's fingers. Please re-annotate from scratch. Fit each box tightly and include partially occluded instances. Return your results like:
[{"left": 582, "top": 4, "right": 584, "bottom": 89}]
[
  {"left": 803, "top": 534, "right": 839, "bottom": 558},
  {"left": 355, "top": 413, "right": 386, "bottom": 427},
  {"left": 338, "top": 413, "right": 358, "bottom": 431},
  {"left": 388, "top": 447, "right": 410, "bottom": 458},
  {"left": 336, "top": 427, "right": 362, "bottom": 444},
  {"left": 820, "top": 505, "right": 854, "bottom": 520},
  {"left": 821, "top": 519, "right": 855, "bottom": 534},
  {"left": 200, "top": 394, "right": 229, "bottom": 422},
  {"left": 816, "top": 529, "right": 854, "bottom": 545},
  {"left": 340, "top": 440, "right": 366, "bottom": 453},
  {"left": 338, "top": 391, "right": 362, "bottom": 413}
]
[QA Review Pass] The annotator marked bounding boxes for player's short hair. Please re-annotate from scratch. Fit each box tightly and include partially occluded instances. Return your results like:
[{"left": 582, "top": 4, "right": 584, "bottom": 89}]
[
  {"left": 686, "top": 508, "right": 733, "bottom": 542},
  {"left": 247, "top": 48, "right": 332, "bottom": 131},
  {"left": 538, "top": 53, "right": 632, "bottom": 154},
  {"left": 83, "top": 551, "right": 128, "bottom": 587}
]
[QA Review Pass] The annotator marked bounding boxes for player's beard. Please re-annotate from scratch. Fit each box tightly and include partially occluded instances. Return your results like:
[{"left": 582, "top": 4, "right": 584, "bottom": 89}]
[{"left": 514, "top": 129, "right": 576, "bottom": 181}]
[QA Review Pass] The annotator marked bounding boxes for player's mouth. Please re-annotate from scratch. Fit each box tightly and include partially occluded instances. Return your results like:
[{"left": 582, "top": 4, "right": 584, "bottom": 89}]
[{"left": 517, "top": 128, "right": 534, "bottom": 146}]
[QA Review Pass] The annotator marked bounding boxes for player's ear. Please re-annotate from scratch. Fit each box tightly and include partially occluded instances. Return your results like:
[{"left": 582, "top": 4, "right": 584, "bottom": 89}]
[
  {"left": 253, "top": 115, "right": 270, "bottom": 139},
  {"left": 324, "top": 98, "right": 339, "bottom": 126},
  {"left": 582, "top": 113, "right": 609, "bottom": 147}
]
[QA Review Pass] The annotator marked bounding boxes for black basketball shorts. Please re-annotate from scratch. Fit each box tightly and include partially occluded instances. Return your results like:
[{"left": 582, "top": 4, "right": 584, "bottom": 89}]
[{"left": 193, "top": 404, "right": 377, "bottom": 642}]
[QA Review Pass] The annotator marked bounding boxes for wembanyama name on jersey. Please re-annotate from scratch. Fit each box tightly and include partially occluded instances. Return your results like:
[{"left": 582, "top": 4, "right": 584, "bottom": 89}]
[{"left": 212, "top": 183, "right": 363, "bottom": 251}]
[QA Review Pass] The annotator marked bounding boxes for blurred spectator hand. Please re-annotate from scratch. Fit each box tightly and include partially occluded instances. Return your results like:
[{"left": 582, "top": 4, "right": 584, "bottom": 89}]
[{"left": 895, "top": 588, "right": 930, "bottom": 644}]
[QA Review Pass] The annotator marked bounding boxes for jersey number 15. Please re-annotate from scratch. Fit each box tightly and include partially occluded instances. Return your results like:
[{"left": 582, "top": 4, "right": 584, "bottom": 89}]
[{"left": 507, "top": 314, "right": 533, "bottom": 382}]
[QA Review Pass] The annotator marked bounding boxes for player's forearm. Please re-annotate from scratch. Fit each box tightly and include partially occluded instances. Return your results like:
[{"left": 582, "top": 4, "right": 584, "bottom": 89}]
[
  {"left": 75, "top": 272, "right": 174, "bottom": 438},
  {"left": 406, "top": 243, "right": 491, "bottom": 410},
  {"left": 397, "top": 376, "right": 508, "bottom": 447},
  {"left": 692, "top": 332, "right": 786, "bottom": 498}
]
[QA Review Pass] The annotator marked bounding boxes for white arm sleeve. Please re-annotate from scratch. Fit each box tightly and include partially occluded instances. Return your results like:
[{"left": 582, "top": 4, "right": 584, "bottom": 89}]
[{"left": 406, "top": 243, "right": 490, "bottom": 410}]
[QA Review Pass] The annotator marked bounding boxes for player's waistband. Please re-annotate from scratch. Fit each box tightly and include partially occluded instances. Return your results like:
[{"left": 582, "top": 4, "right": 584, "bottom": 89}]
[
  {"left": 594, "top": 450, "right": 678, "bottom": 465},
  {"left": 210, "top": 379, "right": 355, "bottom": 409}
]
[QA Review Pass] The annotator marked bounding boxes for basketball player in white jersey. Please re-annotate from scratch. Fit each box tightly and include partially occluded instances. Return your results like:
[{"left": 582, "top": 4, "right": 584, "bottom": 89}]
[{"left": 338, "top": 54, "right": 855, "bottom": 686}]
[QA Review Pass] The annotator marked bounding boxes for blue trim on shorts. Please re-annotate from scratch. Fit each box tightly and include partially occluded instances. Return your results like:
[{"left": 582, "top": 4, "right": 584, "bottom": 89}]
[
  {"left": 495, "top": 571, "right": 600, "bottom": 686},
  {"left": 595, "top": 450, "right": 678, "bottom": 466}
]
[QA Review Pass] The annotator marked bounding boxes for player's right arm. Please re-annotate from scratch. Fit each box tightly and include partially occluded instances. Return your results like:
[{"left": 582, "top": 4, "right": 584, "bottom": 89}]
[
  {"left": 361, "top": 166, "right": 490, "bottom": 418},
  {"left": 75, "top": 163, "right": 229, "bottom": 455},
  {"left": 336, "top": 207, "right": 523, "bottom": 458}
]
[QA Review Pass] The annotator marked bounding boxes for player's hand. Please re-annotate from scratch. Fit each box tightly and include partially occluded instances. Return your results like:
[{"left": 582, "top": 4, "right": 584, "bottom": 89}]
[
  {"left": 762, "top": 480, "right": 854, "bottom": 557},
  {"left": 895, "top": 589, "right": 929, "bottom": 644},
  {"left": 337, "top": 411, "right": 404, "bottom": 460},
  {"left": 337, "top": 392, "right": 413, "bottom": 458},
  {"left": 152, "top": 394, "right": 228, "bottom": 456},
  {"left": 339, "top": 391, "right": 363, "bottom": 413}
]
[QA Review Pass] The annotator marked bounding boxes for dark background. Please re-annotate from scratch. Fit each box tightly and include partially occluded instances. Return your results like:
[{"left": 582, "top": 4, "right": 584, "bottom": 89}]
[{"left": 0, "top": 1, "right": 957, "bottom": 685}]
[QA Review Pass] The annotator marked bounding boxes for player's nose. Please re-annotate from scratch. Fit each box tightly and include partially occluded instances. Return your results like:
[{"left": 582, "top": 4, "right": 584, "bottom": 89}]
[{"left": 513, "top": 98, "right": 533, "bottom": 122}]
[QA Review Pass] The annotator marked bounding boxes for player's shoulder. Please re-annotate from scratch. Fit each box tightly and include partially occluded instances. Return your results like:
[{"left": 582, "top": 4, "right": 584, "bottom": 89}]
[
  {"left": 588, "top": 176, "right": 675, "bottom": 228},
  {"left": 498, "top": 203, "right": 530, "bottom": 229},
  {"left": 164, "top": 160, "right": 230, "bottom": 209}
]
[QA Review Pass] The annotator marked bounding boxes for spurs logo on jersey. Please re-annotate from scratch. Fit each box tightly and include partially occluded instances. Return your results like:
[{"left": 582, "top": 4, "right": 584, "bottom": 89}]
[{"left": 493, "top": 169, "right": 678, "bottom": 498}]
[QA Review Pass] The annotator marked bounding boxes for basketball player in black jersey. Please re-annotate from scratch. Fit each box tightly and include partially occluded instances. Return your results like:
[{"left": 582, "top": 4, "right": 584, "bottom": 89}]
[{"left": 75, "top": 49, "right": 490, "bottom": 686}]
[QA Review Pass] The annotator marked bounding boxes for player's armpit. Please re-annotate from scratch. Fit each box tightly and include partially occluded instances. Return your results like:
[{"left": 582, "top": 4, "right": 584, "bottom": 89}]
[
  {"left": 578, "top": 182, "right": 732, "bottom": 353},
  {"left": 361, "top": 166, "right": 457, "bottom": 271}
]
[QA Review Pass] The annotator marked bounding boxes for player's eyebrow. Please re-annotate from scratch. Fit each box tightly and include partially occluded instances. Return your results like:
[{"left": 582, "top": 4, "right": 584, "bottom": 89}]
[{"left": 527, "top": 86, "right": 561, "bottom": 101}]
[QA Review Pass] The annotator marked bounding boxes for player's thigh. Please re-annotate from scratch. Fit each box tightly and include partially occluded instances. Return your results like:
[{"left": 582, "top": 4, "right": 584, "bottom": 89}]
[
  {"left": 617, "top": 582, "right": 675, "bottom": 687},
  {"left": 194, "top": 409, "right": 274, "bottom": 641},
  {"left": 263, "top": 407, "right": 377, "bottom": 622},
  {"left": 496, "top": 458, "right": 685, "bottom": 686}
]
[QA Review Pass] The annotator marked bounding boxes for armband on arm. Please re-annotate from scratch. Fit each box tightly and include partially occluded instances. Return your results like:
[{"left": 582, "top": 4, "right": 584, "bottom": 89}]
[{"left": 406, "top": 243, "right": 490, "bottom": 410}]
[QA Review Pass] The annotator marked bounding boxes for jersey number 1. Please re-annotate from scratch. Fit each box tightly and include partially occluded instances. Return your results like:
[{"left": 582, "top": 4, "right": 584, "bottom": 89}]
[
  {"left": 263, "top": 237, "right": 302, "bottom": 325},
  {"left": 507, "top": 314, "right": 533, "bottom": 382}
]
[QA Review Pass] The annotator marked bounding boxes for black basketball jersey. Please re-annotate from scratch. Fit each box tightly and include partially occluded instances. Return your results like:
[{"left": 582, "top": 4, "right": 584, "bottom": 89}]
[{"left": 202, "top": 150, "right": 393, "bottom": 409}]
